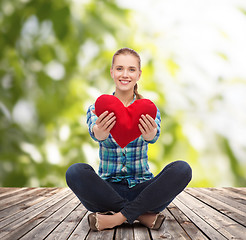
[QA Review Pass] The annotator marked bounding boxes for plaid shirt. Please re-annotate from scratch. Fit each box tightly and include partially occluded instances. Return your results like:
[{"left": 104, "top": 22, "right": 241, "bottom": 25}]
[{"left": 86, "top": 95, "right": 161, "bottom": 188}]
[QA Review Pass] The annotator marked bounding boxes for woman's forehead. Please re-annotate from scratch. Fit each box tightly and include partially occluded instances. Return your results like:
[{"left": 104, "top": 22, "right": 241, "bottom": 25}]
[{"left": 113, "top": 54, "right": 139, "bottom": 66}]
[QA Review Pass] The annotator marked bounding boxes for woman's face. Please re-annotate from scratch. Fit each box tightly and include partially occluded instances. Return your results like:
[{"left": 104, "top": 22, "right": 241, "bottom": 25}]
[{"left": 110, "top": 54, "right": 142, "bottom": 93}]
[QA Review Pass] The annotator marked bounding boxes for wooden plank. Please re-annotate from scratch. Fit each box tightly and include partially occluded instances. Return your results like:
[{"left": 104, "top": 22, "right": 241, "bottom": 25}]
[
  {"left": 167, "top": 202, "right": 209, "bottom": 240},
  {"left": 150, "top": 208, "right": 190, "bottom": 240},
  {"left": 133, "top": 222, "right": 150, "bottom": 240},
  {"left": 20, "top": 196, "right": 80, "bottom": 239},
  {"left": 0, "top": 188, "right": 60, "bottom": 221},
  {"left": 86, "top": 228, "right": 115, "bottom": 240},
  {"left": 177, "top": 191, "right": 246, "bottom": 239},
  {"left": 0, "top": 188, "right": 53, "bottom": 212},
  {"left": 193, "top": 188, "right": 246, "bottom": 214},
  {"left": 68, "top": 211, "right": 90, "bottom": 240},
  {"left": 0, "top": 188, "right": 48, "bottom": 211},
  {"left": 222, "top": 187, "right": 246, "bottom": 198},
  {"left": 0, "top": 187, "right": 245, "bottom": 239},
  {"left": 0, "top": 188, "right": 21, "bottom": 194},
  {"left": 172, "top": 198, "right": 226, "bottom": 240},
  {"left": 0, "top": 189, "right": 72, "bottom": 239},
  {"left": 115, "top": 223, "right": 134, "bottom": 240},
  {"left": 0, "top": 188, "right": 68, "bottom": 229},
  {"left": 205, "top": 187, "right": 246, "bottom": 205},
  {"left": 0, "top": 188, "right": 29, "bottom": 201},
  {"left": 225, "top": 187, "right": 246, "bottom": 195},
  {"left": 2, "top": 192, "right": 74, "bottom": 240},
  {"left": 186, "top": 188, "right": 246, "bottom": 226},
  {"left": 45, "top": 203, "right": 87, "bottom": 240}
]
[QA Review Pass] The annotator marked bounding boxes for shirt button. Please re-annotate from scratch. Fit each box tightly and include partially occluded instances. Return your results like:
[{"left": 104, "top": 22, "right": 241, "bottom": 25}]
[{"left": 122, "top": 166, "right": 127, "bottom": 173}]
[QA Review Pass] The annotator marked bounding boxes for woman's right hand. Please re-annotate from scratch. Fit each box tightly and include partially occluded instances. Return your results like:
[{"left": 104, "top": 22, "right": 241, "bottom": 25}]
[{"left": 92, "top": 110, "right": 116, "bottom": 141}]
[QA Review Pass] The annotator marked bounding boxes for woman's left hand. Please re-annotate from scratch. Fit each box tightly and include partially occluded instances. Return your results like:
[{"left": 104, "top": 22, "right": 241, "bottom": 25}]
[{"left": 138, "top": 114, "right": 157, "bottom": 141}]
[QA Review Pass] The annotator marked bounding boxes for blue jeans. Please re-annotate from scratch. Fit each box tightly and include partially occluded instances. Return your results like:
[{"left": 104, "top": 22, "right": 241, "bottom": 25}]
[{"left": 66, "top": 160, "right": 192, "bottom": 224}]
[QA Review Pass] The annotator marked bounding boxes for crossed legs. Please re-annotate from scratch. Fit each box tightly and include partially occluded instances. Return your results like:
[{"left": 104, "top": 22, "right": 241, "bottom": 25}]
[{"left": 66, "top": 161, "right": 192, "bottom": 230}]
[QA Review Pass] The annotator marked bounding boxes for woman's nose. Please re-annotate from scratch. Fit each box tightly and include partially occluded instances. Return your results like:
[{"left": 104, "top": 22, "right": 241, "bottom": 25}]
[{"left": 122, "top": 69, "right": 128, "bottom": 77}]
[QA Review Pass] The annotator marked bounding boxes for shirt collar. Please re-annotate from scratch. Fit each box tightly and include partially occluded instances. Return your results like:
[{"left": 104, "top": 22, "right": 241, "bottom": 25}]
[{"left": 112, "top": 92, "right": 136, "bottom": 105}]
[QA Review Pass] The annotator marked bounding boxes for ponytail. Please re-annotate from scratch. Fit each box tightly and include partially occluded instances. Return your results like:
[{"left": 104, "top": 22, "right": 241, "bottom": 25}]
[{"left": 134, "top": 83, "right": 143, "bottom": 99}]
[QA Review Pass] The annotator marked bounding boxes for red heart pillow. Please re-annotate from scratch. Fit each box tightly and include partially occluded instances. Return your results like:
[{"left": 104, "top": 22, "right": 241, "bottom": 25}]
[{"left": 95, "top": 94, "right": 157, "bottom": 148}]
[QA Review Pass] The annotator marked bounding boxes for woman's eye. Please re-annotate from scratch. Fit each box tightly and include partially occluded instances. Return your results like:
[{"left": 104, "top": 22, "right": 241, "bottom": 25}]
[
  {"left": 116, "top": 67, "right": 122, "bottom": 71},
  {"left": 130, "top": 68, "right": 135, "bottom": 72}
]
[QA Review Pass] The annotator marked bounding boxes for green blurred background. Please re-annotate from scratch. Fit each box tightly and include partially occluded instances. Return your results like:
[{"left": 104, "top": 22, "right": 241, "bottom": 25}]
[{"left": 1, "top": 0, "right": 246, "bottom": 188}]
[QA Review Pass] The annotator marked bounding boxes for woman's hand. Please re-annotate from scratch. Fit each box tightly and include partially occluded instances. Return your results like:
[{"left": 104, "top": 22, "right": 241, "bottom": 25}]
[
  {"left": 139, "top": 114, "right": 157, "bottom": 141},
  {"left": 92, "top": 110, "right": 116, "bottom": 141}
]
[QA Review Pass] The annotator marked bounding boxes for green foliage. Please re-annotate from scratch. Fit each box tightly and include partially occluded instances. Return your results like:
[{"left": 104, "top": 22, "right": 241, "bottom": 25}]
[
  {"left": 0, "top": 0, "right": 131, "bottom": 187},
  {"left": 1, "top": 0, "right": 245, "bottom": 188}
]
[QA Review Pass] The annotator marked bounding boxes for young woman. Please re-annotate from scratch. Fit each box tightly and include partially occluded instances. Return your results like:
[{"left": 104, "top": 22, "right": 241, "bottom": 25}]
[{"left": 66, "top": 48, "right": 192, "bottom": 231}]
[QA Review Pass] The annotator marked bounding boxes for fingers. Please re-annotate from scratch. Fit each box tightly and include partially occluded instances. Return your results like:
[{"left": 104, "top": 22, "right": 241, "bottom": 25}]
[
  {"left": 139, "top": 114, "right": 157, "bottom": 132},
  {"left": 103, "top": 114, "right": 116, "bottom": 130},
  {"left": 96, "top": 111, "right": 116, "bottom": 130},
  {"left": 139, "top": 114, "right": 157, "bottom": 141},
  {"left": 138, "top": 123, "right": 145, "bottom": 134},
  {"left": 146, "top": 114, "right": 157, "bottom": 127},
  {"left": 139, "top": 117, "right": 149, "bottom": 133},
  {"left": 97, "top": 111, "right": 110, "bottom": 121},
  {"left": 107, "top": 119, "right": 116, "bottom": 131}
]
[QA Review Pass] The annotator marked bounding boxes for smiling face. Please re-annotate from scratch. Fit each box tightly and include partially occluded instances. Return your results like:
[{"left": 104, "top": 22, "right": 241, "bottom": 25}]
[{"left": 110, "top": 54, "right": 142, "bottom": 94}]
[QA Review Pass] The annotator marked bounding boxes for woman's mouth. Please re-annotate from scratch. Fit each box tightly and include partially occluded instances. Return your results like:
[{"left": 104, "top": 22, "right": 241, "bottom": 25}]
[{"left": 119, "top": 80, "right": 131, "bottom": 85}]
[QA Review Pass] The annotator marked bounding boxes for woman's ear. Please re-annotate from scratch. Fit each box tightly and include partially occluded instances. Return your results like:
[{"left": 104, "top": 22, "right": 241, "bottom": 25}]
[
  {"left": 138, "top": 70, "right": 142, "bottom": 81},
  {"left": 110, "top": 68, "right": 114, "bottom": 78}
]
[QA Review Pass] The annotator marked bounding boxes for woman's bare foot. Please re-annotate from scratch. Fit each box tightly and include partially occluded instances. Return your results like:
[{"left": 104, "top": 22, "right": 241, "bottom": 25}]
[
  {"left": 137, "top": 213, "right": 158, "bottom": 228},
  {"left": 96, "top": 212, "right": 127, "bottom": 231}
]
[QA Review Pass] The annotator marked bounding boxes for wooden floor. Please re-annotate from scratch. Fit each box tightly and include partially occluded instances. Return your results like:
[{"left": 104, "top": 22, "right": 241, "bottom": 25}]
[{"left": 0, "top": 188, "right": 245, "bottom": 239}]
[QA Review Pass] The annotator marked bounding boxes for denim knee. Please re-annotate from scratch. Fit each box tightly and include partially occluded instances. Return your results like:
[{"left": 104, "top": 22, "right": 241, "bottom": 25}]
[
  {"left": 66, "top": 163, "right": 92, "bottom": 187},
  {"left": 175, "top": 160, "right": 192, "bottom": 183}
]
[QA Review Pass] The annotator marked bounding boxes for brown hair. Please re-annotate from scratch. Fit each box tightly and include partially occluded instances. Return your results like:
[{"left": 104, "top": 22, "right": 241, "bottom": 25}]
[{"left": 112, "top": 47, "right": 143, "bottom": 99}]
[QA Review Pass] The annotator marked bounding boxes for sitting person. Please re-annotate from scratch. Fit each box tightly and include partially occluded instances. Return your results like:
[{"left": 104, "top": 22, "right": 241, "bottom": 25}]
[{"left": 66, "top": 47, "right": 192, "bottom": 231}]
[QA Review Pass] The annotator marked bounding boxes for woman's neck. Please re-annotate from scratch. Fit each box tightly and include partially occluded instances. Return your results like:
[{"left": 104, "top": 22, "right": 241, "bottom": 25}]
[{"left": 114, "top": 90, "right": 134, "bottom": 107}]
